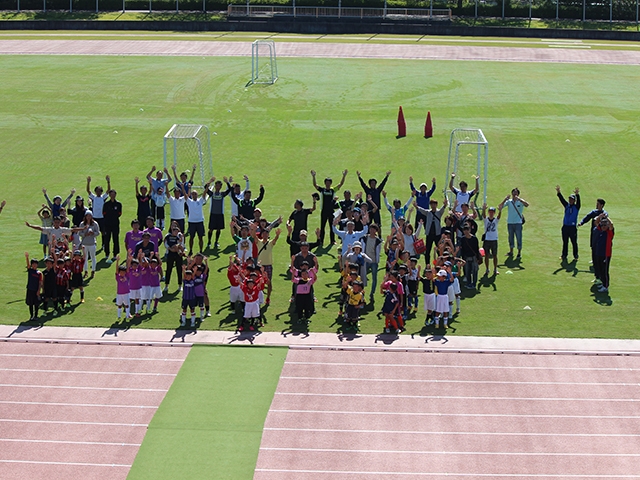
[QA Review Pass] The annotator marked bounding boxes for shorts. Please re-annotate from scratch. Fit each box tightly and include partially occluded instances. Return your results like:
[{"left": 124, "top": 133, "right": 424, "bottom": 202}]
[
  {"left": 258, "top": 291, "right": 265, "bottom": 305},
  {"left": 263, "top": 265, "right": 273, "bottom": 281},
  {"left": 188, "top": 221, "right": 205, "bottom": 238},
  {"left": 171, "top": 218, "right": 185, "bottom": 235},
  {"left": 56, "top": 285, "right": 67, "bottom": 299},
  {"left": 447, "top": 278, "right": 461, "bottom": 302},
  {"left": 148, "top": 286, "right": 163, "bottom": 300},
  {"left": 182, "top": 298, "right": 197, "bottom": 310},
  {"left": 407, "top": 279, "right": 418, "bottom": 296},
  {"left": 70, "top": 272, "right": 83, "bottom": 289},
  {"left": 435, "top": 294, "right": 449, "bottom": 314},
  {"left": 129, "top": 288, "right": 142, "bottom": 300},
  {"left": 208, "top": 213, "right": 225, "bottom": 231},
  {"left": 423, "top": 293, "right": 436, "bottom": 312},
  {"left": 26, "top": 290, "right": 39, "bottom": 306},
  {"left": 244, "top": 300, "right": 260, "bottom": 319},
  {"left": 39, "top": 233, "right": 49, "bottom": 246},
  {"left": 483, "top": 239, "right": 498, "bottom": 258},
  {"left": 230, "top": 285, "right": 243, "bottom": 303},
  {"left": 116, "top": 293, "right": 130, "bottom": 306},
  {"left": 195, "top": 295, "right": 204, "bottom": 308}
]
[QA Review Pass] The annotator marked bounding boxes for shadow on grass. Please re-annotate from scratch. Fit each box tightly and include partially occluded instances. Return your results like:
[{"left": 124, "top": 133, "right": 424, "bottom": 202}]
[
  {"left": 10, "top": 301, "right": 82, "bottom": 334},
  {"left": 552, "top": 258, "right": 591, "bottom": 277},
  {"left": 478, "top": 271, "right": 497, "bottom": 292},
  {"left": 591, "top": 284, "right": 613, "bottom": 306}
]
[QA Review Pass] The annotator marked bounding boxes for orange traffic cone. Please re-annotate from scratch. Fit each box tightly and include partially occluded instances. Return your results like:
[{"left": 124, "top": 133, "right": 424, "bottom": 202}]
[
  {"left": 424, "top": 111, "right": 433, "bottom": 138},
  {"left": 397, "top": 106, "right": 406, "bottom": 138}
]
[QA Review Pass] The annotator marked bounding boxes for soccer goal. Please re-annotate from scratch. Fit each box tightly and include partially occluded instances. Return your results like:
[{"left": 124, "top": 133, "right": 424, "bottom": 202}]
[
  {"left": 444, "top": 128, "right": 488, "bottom": 209},
  {"left": 163, "top": 124, "right": 213, "bottom": 190},
  {"left": 246, "top": 40, "right": 278, "bottom": 86}
]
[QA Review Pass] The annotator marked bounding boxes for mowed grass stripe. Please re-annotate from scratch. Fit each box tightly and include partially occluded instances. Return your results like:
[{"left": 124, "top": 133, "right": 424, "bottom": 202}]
[{"left": 126, "top": 345, "right": 287, "bottom": 480}]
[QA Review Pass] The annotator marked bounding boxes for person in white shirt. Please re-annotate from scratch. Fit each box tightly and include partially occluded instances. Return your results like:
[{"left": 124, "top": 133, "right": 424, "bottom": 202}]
[
  {"left": 168, "top": 187, "right": 187, "bottom": 235},
  {"left": 449, "top": 173, "right": 479, "bottom": 213},
  {"left": 86, "top": 175, "right": 110, "bottom": 252},
  {"left": 182, "top": 181, "right": 212, "bottom": 255},
  {"left": 481, "top": 203, "right": 502, "bottom": 276}
]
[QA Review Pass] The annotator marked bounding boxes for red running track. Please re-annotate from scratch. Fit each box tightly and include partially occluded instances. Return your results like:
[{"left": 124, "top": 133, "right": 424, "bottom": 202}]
[
  {"left": 254, "top": 348, "right": 640, "bottom": 479},
  {"left": 0, "top": 341, "right": 189, "bottom": 480}
]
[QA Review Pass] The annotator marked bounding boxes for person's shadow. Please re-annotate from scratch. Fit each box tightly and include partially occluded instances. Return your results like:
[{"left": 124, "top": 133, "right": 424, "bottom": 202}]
[
  {"left": 552, "top": 258, "right": 590, "bottom": 277},
  {"left": 591, "top": 284, "right": 613, "bottom": 306}
]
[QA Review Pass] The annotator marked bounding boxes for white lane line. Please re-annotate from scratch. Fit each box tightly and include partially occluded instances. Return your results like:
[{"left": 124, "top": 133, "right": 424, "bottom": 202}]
[
  {"left": 255, "top": 469, "right": 640, "bottom": 477},
  {"left": 0, "top": 419, "right": 147, "bottom": 427},
  {"left": 0, "top": 384, "right": 167, "bottom": 392},
  {"left": 0, "top": 368, "right": 176, "bottom": 376},
  {"left": 0, "top": 459, "right": 131, "bottom": 467},
  {"left": 269, "top": 409, "right": 640, "bottom": 419},
  {"left": 284, "top": 361, "right": 640, "bottom": 372},
  {"left": 0, "top": 353, "right": 184, "bottom": 361},
  {"left": 0, "top": 400, "right": 157, "bottom": 408},
  {"left": 280, "top": 376, "right": 640, "bottom": 387},
  {"left": 548, "top": 45, "right": 592, "bottom": 49},
  {"left": 260, "top": 446, "right": 640, "bottom": 457},
  {"left": 264, "top": 427, "right": 640, "bottom": 437},
  {"left": 275, "top": 392, "right": 640, "bottom": 402},
  {"left": 0, "top": 438, "right": 141, "bottom": 446}
]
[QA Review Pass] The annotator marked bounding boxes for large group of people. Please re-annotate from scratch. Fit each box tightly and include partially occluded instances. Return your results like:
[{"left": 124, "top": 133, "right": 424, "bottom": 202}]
[{"left": 21, "top": 167, "right": 614, "bottom": 329}]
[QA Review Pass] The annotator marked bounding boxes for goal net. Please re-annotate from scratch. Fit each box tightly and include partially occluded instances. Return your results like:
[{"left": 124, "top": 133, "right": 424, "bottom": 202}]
[
  {"left": 163, "top": 124, "right": 213, "bottom": 191},
  {"left": 444, "top": 128, "right": 488, "bottom": 210},
  {"left": 247, "top": 40, "right": 278, "bottom": 86}
]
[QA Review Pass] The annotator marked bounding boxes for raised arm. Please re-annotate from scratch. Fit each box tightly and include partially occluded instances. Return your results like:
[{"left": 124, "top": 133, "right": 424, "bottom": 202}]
[
  {"left": 135, "top": 177, "right": 141, "bottom": 196},
  {"left": 86, "top": 176, "right": 92, "bottom": 196},
  {"left": 335, "top": 169, "right": 348, "bottom": 191},
  {"left": 378, "top": 171, "right": 391, "bottom": 192},
  {"left": 449, "top": 173, "right": 456, "bottom": 193},
  {"left": 428, "top": 178, "right": 436, "bottom": 196},
  {"left": 311, "top": 170, "right": 319, "bottom": 190},
  {"left": 474, "top": 175, "right": 480, "bottom": 193},
  {"left": 146, "top": 166, "right": 156, "bottom": 184},
  {"left": 25, "top": 221, "right": 44, "bottom": 232},
  {"left": 254, "top": 185, "right": 265, "bottom": 205},
  {"left": 164, "top": 167, "right": 172, "bottom": 184},
  {"left": 105, "top": 175, "right": 111, "bottom": 193},
  {"left": 42, "top": 189, "right": 53, "bottom": 208},
  {"left": 189, "top": 164, "right": 197, "bottom": 183},
  {"left": 357, "top": 172, "right": 369, "bottom": 192},
  {"left": 575, "top": 188, "right": 581, "bottom": 210}
]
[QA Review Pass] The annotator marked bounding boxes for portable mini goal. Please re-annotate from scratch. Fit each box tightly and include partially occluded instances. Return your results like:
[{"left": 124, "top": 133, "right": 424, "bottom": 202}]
[
  {"left": 163, "top": 124, "right": 213, "bottom": 190},
  {"left": 246, "top": 40, "right": 278, "bottom": 86},
  {"left": 444, "top": 128, "right": 488, "bottom": 209}
]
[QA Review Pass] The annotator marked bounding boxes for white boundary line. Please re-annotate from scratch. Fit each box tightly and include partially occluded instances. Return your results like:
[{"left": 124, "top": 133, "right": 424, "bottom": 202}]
[
  {"left": 0, "top": 459, "right": 131, "bottom": 467},
  {"left": 274, "top": 392, "right": 640, "bottom": 402},
  {"left": 0, "top": 383, "right": 167, "bottom": 392},
  {"left": 0, "top": 368, "right": 176, "bottom": 376},
  {"left": 0, "top": 419, "right": 147, "bottom": 426},
  {"left": 284, "top": 361, "right": 640, "bottom": 372},
  {"left": 259, "top": 446, "right": 640, "bottom": 457},
  {"left": 280, "top": 376, "right": 640, "bottom": 387},
  {"left": 0, "top": 353, "right": 185, "bottom": 361},
  {"left": 263, "top": 427, "right": 640, "bottom": 437},
  {"left": 0, "top": 438, "right": 141, "bottom": 446},
  {"left": 269, "top": 409, "right": 640, "bottom": 420},
  {"left": 0, "top": 400, "right": 157, "bottom": 408},
  {"left": 254, "top": 469, "right": 640, "bottom": 477}
]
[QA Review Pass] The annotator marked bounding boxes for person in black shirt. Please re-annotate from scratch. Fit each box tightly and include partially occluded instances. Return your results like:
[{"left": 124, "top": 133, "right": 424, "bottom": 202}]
[
  {"left": 232, "top": 186, "right": 265, "bottom": 221},
  {"left": 311, "top": 169, "right": 347, "bottom": 245},
  {"left": 357, "top": 170, "right": 390, "bottom": 227},
  {"left": 459, "top": 225, "right": 481, "bottom": 290},
  {"left": 135, "top": 177, "right": 152, "bottom": 225},
  {"left": 288, "top": 198, "right": 316, "bottom": 242},
  {"left": 102, "top": 189, "right": 122, "bottom": 263}
]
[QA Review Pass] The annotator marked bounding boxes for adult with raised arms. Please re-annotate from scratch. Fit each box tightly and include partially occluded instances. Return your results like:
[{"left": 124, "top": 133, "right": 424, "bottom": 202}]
[
  {"left": 449, "top": 173, "right": 479, "bottom": 213},
  {"left": 556, "top": 185, "right": 581, "bottom": 261},
  {"left": 357, "top": 170, "right": 390, "bottom": 227},
  {"left": 311, "top": 169, "right": 347, "bottom": 246}
]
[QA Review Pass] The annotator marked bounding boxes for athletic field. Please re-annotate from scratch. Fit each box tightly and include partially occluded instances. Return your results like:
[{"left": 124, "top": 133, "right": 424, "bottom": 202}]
[{"left": 1, "top": 32, "right": 638, "bottom": 339}]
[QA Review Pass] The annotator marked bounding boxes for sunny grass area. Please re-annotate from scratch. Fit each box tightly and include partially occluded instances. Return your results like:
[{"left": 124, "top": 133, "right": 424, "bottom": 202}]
[{"left": 0, "top": 52, "right": 638, "bottom": 338}]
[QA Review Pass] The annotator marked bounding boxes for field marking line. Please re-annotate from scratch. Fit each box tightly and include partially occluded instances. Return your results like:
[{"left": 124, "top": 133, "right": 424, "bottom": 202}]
[
  {"left": 280, "top": 376, "right": 640, "bottom": 387},
  {"left": 0, "top": 367, "right": 176, "bottom": 376},
  {"left": 269, "top": 409, "right": 640, "bottom": 419},
  {"left": 0, "top": 459, "right": 131, "bottom": 467},
  {"left": 284, "top": 361, "right": 640, "bottom": 372},
  {"left": 0, "top": 400, "right": 157, "bottom": 408},
  {"left": 0, "top": 383, "right": 167, "bottom": 392},
  {"left": 0, "top": 419, "right": 147, "bottom": 426},
  {"left": 264, "top": 427, "right": 640, "bottom": 437},
  {"left": 254, "top": 469, "right": 640, "bottom": 477},
  {"left": 0, "top": 438, "right": 141, "bottom": 446},
  {"left": 274, "top": 392, "right": 640, "bottom": 402},
  {"left": 0, "top": 353, "right": 185, "bottom": 362},
  {"left": 259, "top": 446, "right": 640, "bottom": 457}
]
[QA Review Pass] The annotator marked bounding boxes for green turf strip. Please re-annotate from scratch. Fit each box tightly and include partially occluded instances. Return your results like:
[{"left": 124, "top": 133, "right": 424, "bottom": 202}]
[{"left": 127, "top": 345, "right": 287, "bottom": 480}]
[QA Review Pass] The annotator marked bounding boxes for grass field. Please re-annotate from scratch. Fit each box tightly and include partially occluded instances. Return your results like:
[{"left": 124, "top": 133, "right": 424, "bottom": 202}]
[
  {"left": 1, "top": 45, "right": 638, "bottom": 338},
  {"left": 126, "top": 345, "right": 287, "bottom": 480}
]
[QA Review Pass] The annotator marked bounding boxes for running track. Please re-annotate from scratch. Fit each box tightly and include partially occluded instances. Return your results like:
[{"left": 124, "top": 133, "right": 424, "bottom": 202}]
[
  {"left": 0, "top": 341, "right": 189, "bottom": 480},
  {"left": 255, "top": 347, "right": 640, "bottom": 479}
]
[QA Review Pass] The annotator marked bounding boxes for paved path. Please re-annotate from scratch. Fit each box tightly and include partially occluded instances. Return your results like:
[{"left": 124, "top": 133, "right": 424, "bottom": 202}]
[
  {"left": 0, "top": 39, "right": 639, "bottom": 64},
  {"left": 2, "top": 324, "right": 640, "bottom": 354}
]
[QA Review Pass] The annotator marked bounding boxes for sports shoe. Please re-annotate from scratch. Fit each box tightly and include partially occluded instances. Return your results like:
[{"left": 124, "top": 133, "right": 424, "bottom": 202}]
[
  {"left": 444, "top": 322, "right": 448, "bottom": 329},
  {"left": 396, "top": 329, "right": 401, "bottom": 334},
  {"left": 179, "top": 286, "right": 183, "bottom": 292},
  {"left": 598, "top": 286, "right": 609, "bottom": 293},
  {"left": 206, "top": 243, "right": 211, "bottom": 250},
  {"left": 106, "top": 258, "right": 113, "bottom": 264},
  {"left": 190, "top": 319, "right": 196, "bottom": 327},
  {"left": 163, "top": 286, "right": 168, "bottom": 293},
  {"left": 384, "top": 328, "right": 390, "bottom": 334},
  {"left": 80, "top": 299, "right": 85, "bottom": 304},
  {"left": 206, "top": 311, "right": 211, "bottom": 317}
]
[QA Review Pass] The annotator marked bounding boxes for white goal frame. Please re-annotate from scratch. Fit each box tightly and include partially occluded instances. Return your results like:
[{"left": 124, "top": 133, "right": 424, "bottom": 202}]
[
  {"left": 247, "top": 39, "right": 278, "bottom": 86},
  {"left": 444, "top": 128, "right": 488, "bottom": 209},
  {"left": 163, "top": 124, "right": 213, "bottom": 190}
]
